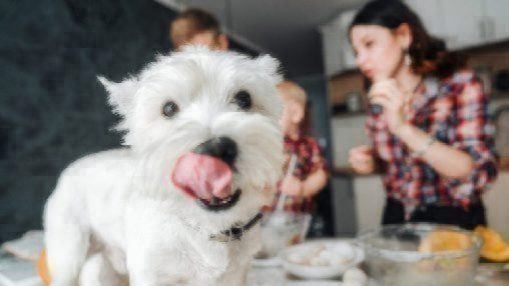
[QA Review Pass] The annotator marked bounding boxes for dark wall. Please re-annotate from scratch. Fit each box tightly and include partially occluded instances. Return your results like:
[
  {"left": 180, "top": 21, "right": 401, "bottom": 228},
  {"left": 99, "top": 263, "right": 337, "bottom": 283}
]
[{"left": 0, "top": 0, "right": 176, "bottom": 242}]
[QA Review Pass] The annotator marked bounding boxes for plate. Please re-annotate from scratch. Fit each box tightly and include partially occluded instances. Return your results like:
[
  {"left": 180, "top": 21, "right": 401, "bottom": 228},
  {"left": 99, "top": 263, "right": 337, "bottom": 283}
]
[
  {"left": 280, "top": 240, "right": 364, "bottom": 280},
  {"left": 286, "top": 280, "right": 343, "bottom": 286},
  {"left": 251, "top": 256, "right": 281, "bottom": 267}
]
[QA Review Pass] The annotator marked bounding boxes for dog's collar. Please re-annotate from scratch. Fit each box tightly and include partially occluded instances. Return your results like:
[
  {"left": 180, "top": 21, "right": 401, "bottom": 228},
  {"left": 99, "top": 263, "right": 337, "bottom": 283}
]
[
  {"left": 209, "top": 212, "right": 263, "bottom": 242},
  {"left": 178, "top": 212, "right": 263, "bottom": 243}
]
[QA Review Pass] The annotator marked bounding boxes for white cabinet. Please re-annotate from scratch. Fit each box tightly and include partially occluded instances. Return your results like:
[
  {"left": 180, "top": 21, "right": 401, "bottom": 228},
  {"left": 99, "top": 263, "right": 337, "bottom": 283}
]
[
  {"left": 352, "top": 175, "right": 386, "bottom": 234},
  {"left": 484, "top": 172, "right": 509, "bottom": 236},
  {"left": 319, "top": 9, "right": 357, "bottom": 76},
  {"left": 331, "top": 115, "right": 369, "bottom": 168},
  {"left": 483, "top": 0, "right": 509, "bottom": 41},
  {"left": 331, "top": 174, "right": 386, "bottom": 236},
  {"left": 439, "top": 0, "right": 484, "bottom": 49},
  {"left": 404, "top": 0, "right": 446, "bottom": 39},
  {"left": 320, "top": 22, "right": 345, "bottom": 77},
  {"left": 405, "top": 0, "right": 509, "bottom": 50}
]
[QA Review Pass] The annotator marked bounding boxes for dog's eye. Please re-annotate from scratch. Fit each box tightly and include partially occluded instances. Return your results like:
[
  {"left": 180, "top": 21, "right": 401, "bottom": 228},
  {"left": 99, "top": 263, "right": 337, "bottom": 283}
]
[
  {"left": 162, "top": 101, "right": 179, "bottom": 118},
  {"left": 232, "top": 90, "right": 252, "bottom": 111}
]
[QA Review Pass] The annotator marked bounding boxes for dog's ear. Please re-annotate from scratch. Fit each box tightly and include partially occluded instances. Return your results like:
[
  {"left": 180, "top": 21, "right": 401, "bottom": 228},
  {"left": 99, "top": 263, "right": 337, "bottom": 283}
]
[
  {"left": 254, "top": 55, "right": 283, "bottom": 84},
  {"left": 98, "top": 76, "right": 138, "bottom": 117}
]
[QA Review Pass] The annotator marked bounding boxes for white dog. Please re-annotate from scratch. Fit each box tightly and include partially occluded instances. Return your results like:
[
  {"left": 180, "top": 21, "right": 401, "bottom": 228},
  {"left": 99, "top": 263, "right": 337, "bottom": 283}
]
[{"left": 43, "top": 46, "right": 284, "bottom": 286}]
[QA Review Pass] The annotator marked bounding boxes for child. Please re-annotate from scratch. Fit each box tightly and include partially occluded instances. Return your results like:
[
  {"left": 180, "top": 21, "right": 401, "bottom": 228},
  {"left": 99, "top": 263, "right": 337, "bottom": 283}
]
[{"left": 272, "top": 80, "right": 328, "bottom": 213}]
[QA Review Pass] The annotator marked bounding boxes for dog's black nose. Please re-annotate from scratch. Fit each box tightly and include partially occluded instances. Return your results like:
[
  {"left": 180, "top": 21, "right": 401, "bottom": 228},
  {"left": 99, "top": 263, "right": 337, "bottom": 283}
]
[{"left": 193, "top": 137, "right": 238, "bottom": 167}]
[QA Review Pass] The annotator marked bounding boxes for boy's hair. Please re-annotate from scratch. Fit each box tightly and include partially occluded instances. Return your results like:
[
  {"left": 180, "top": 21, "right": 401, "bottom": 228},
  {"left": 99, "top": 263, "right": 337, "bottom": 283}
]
[
  {"left": 277, "top": 80, "right": 307, "bottom": 107},
  {"left": 277, "top": 80, "right": 311, "bottom": 136},
  {"left": 170, "top": 8, "right": 221, "bottom": 48}
]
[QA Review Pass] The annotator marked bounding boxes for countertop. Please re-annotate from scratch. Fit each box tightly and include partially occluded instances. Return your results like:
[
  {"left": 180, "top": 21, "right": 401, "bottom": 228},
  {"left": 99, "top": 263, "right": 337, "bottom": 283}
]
[
  {"left": 1, "top": 249, "right": 507, "bottom": 285},
  {"left": 248, "top": 261, "right": 509, "bottom": 286}
]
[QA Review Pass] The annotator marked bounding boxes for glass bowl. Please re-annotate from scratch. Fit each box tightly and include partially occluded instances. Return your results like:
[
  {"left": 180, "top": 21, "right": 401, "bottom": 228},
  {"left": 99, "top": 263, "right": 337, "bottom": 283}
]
[
  {"left": 255, "top": 212, "right": 311, "bottom": 259},
  {"left": 358, "top": 224, "right": 483, "bottom": 286}
]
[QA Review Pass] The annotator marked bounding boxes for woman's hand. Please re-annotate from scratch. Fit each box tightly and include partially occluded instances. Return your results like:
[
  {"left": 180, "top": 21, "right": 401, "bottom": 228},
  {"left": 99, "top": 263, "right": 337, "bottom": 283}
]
[
  {"left": 348, "top": 145, "right": 375, "bottom": 174},
  {"left": 369, "top": 79, "right": 410, "bottom": 135},
  {"left": 280, "top": 175, "right": 303, "bottom": 196}
]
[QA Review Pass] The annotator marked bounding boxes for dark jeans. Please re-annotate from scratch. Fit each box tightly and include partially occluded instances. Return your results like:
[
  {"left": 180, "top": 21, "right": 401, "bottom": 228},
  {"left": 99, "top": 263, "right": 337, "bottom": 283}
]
[{"left": 382, "top": 197, "right": 487, "bottom": 230}]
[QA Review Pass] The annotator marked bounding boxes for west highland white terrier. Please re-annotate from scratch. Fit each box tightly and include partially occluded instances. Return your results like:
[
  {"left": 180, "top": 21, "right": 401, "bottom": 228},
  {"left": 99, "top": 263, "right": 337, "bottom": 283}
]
[{"left": 43, "top": 46, "right": 284, "bottom": 286}]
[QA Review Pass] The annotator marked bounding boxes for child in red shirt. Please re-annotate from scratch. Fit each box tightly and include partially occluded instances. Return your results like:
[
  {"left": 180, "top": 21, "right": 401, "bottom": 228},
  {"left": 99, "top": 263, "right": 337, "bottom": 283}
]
[{"left": 270, "top": 81, "right": 328, "bottom": 213}]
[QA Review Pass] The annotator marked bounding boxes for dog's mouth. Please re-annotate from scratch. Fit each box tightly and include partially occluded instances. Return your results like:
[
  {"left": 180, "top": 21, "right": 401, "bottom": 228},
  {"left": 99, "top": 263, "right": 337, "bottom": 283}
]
[
  {"left": 171, "top": 152, "right": 241, "bottom": 211},
  {"left": 198, "top": 189, "right": 242, "bottom": 211}
]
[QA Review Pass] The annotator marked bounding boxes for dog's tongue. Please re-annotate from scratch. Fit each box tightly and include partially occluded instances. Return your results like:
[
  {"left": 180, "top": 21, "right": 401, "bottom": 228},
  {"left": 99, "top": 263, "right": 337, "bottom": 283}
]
[{"left": 171, "top": 153, "right": 232, "bottom": 200}]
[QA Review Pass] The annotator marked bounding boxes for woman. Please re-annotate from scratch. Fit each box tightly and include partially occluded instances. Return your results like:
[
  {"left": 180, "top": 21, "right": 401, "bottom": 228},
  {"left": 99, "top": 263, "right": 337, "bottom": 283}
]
[{"left": 348, "top": 0, "right": 498, "bottom": 230}]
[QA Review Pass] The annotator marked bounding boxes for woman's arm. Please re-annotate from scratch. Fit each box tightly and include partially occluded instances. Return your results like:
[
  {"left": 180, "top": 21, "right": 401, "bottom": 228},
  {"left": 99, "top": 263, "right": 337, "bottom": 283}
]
[
  {"left": 394, "top": 124, "right": 474, "bottom": 179},
  {"left": 370, "top": 76, "right": 498, "bottom": 182}
]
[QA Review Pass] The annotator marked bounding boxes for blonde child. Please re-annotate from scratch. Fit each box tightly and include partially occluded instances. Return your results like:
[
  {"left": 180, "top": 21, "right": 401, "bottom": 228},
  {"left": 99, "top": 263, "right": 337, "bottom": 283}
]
[{"left": 272, "top": 80, "right": 328, "bottom": 212}]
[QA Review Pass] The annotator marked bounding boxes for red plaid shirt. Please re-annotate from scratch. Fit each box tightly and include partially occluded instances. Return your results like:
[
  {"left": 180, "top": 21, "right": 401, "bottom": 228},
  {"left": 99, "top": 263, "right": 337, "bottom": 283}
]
[
  {"left": 367, "top": 71, "right": 498, "bottom": 214},
  {"left": 267, "top": 135, "right": 327, "bottom": 213}
]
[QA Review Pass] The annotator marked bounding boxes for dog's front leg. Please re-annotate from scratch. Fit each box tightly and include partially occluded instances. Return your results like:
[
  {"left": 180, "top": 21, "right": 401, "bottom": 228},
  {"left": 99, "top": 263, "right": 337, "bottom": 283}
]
[
  {"left": 216, "top": 266, "right": 250, "bottom": 286},
  {"left": 127, "top": 249, "right": 192, "bottom": 286},
  {"left": 125, "top": 202, "right": 194, "bottom": 286}
]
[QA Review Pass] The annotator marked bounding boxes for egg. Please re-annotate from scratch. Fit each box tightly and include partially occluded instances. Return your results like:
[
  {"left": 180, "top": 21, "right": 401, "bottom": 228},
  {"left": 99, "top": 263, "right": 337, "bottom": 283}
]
[{"left": 343, "top": 267, "right": 368, "bottom": 285}]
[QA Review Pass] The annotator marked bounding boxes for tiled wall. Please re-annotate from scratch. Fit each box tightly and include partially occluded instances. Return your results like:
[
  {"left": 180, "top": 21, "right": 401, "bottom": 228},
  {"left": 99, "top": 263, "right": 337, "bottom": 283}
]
[{"left": 0, "top": 0, "right": 176, "bottom": 242}]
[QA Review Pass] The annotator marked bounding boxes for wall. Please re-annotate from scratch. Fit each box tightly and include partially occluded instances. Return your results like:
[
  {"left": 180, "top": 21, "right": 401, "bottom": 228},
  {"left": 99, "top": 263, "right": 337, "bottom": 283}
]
[{"left": 0, "top": 0, "right": 176, "bottom": 242}]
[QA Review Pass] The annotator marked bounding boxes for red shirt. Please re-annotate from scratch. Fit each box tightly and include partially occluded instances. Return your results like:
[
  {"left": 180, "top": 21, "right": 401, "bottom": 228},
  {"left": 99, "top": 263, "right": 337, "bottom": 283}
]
[
  {"left": 367, "top": 71, "right": 498, "bottom": 214},
  {"left": 268, "top": 135, "right": 327, "bottom": 213}
]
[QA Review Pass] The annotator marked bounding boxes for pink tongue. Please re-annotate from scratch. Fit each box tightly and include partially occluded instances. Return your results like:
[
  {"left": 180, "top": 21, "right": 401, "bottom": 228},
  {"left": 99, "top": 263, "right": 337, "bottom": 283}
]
[{"left": 171, "top": 153, "right": 233, "bottom": 200}]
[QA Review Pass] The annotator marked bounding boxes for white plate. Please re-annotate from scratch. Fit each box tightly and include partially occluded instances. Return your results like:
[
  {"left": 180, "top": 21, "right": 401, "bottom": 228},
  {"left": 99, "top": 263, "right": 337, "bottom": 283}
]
[
  {"left": 251, "top": 256, "right": 281, "bottom": 267},
  {"left": 286, "top": 281, "right": 342, "bottom": 286},
  {"left": 280, "top": 240, "right": 364, "bottom": 280}
]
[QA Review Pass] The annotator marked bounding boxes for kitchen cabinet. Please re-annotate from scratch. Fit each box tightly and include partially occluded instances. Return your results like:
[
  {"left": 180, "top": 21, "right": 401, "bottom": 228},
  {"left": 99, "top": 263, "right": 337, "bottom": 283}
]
[
  {"left": 331, "top": 173, "right": 385, "bottom": 236},
  {"left": 405, "top": 0, "right": 509, "bottom": 50},
  {"left": 331, "top": 114, "right": 368, "bottom": 167},
  {"left": 483, "top": 0, "right": 509, "bottom": 41},
  {"left": 320, "top": 22, "right": 344, "bottom": 77},
  {"left": 484, "top": 172, "right": 509, "bottom": 237},
  {"left": 319, "top": 9, "right": 357, "bottom": 76}
]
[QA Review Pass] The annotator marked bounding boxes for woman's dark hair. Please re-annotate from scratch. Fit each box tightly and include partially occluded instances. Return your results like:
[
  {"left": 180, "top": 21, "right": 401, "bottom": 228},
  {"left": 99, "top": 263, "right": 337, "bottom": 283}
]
[{"left": 349, "top": 0, "right": 465, "bottom": 78}]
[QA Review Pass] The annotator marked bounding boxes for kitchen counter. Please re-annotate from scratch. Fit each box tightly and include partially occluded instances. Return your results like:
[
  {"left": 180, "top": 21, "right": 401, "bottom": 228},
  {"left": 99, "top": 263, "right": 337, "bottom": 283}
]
[
  {"left": 247, "top": 264, "right": 378, "bottom": 286},
  {"left": 247, "top": 261, "right": 509, "bottom": 286},
  {"left": 0, "top": 249, "right": 507, "bottom": 285}
]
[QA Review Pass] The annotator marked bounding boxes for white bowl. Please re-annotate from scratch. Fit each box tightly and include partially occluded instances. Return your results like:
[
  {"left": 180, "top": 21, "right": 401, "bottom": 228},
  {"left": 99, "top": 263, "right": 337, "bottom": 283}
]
[{"left": 280, "top": 240, "right": 364, "bottom": 280}]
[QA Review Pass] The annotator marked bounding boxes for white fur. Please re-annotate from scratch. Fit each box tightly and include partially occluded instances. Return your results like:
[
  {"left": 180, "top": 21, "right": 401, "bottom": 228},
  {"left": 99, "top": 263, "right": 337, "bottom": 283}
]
[{"left": 43, "top": 46, "right": 284, "bottom": 286}]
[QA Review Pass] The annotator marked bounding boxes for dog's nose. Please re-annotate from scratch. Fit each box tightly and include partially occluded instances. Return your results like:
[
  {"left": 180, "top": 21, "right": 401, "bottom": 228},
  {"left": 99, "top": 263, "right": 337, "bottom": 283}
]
[{"left": 193, "top": 137, "right": 238, "bottom": 167}]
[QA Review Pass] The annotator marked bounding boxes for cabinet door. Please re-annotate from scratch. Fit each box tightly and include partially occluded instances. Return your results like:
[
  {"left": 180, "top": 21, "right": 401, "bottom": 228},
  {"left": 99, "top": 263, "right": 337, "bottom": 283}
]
[
  {"left": 483, "top": 0, "right": 509, "bottom": 41},
  {"left": 331, "top": 116, "right": 369, "bottom": 167},
  {"left": 338, "top": 9, "right": 357, "bottom": 70},
  {"left": 320, "top": 23, "right": 343, "bottom": 76},
  {"left": 440, "top": 0, "right": 484, "bottom": 49},
  {"left": 406, "top": 0, "right": 484, "bottom": 49},
  {"left": 405, "top": 0, "right": 446, "bottom": 39},
  {"left": 353, "top": 176, "right": 386, "bottom": 234},
  {"left": 320, "top": 9, "right": 358, "bottom": 75}
]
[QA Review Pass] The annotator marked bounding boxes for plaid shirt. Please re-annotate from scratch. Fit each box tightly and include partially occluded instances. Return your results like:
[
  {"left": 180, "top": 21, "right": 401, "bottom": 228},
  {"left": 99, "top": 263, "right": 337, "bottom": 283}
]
[
  {"left": 267, "top": 135, "right": 327, "bottom": 213},
  {"left": 367, "top": 71, "right": 498, "bottom": 214}
]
